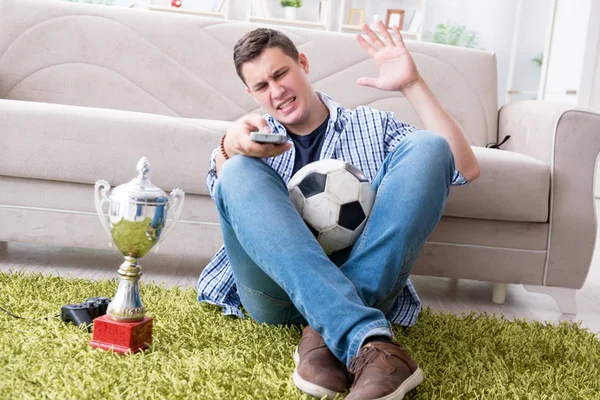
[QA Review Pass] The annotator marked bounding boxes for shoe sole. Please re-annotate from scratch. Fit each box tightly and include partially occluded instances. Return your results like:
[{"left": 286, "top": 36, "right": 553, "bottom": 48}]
[
  {"left": 292, "top": 347, "right": 343, "bottom": 399},
  {"left": 371, "top": 367, "right": 424, "bottom": 400}
]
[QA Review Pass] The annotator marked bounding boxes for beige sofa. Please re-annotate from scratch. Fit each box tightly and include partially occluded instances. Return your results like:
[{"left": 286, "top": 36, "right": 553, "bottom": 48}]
[{"left": 1, "top": 0, "right": 599, "bottom": 314}]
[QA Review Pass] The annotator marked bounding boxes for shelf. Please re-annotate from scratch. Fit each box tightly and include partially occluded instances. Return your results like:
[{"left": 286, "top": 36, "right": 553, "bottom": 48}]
[
  {"left": 248, "top": 16, "right": 327, "bottom": 30},
  {"left": 338, "top": 0, "right": 426, "bottom": 41},
  {"left": 507, "top": 89, "right": 538, "bottom": 95},
  {"left": 340, "top": 24, "right": 419, "bottom": 39},
  {"left": 148, "top": 6, "right": 226, "bottom": 19},
  {"left": 340, "top": 24, "right": 364, "bottom": 32},
  {"left": 149, "top": 2, "right": 424, "bottom": 41}
]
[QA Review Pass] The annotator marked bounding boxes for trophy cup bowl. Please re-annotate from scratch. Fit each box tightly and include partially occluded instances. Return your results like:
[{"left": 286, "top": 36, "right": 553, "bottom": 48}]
[{"left": 90, "top": 156, "right": 184, "bottom": 353}]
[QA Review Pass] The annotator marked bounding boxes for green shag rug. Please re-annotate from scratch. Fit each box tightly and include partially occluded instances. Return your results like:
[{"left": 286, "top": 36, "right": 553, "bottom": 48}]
[{"left": 1, "top": 271, "right": 599, "bottom": 400}]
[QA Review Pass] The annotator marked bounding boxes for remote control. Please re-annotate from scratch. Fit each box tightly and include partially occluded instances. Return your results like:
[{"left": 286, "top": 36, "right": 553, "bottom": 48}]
[{"left": 250, "top": 131, "right": 288, "bottom": 145}]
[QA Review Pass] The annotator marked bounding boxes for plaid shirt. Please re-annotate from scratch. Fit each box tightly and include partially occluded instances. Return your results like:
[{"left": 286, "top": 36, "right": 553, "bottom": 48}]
[{"left": 198, "top": 92, "right": 467, "bottom": 326}]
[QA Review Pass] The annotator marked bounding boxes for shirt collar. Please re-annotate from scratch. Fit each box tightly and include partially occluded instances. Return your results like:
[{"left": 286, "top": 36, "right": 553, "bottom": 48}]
[
  {"left": 265, "top": 91, "right": 344, "bottom": 134},
  {"left": 316, "top": 92, "right": 344, "bottom": 125}
]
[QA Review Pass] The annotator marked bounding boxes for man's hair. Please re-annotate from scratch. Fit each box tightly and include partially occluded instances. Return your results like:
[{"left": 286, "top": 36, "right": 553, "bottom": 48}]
[{"left": 233, "top": 28, "right": 299, "bottom": 85}]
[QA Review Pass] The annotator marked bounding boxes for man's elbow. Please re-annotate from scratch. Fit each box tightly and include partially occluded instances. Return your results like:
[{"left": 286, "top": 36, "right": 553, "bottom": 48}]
[{"left": 463, "top": 162, "right": 481, "bottom": 183}]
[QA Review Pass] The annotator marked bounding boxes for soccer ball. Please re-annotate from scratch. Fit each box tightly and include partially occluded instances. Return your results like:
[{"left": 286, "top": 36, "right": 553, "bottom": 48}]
[{"left": 287, "top": 159, "right": 375, "bottom": 254}]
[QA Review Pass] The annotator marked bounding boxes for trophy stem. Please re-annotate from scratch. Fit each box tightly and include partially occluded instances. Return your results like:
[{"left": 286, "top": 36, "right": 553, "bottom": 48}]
[{"left": 107, "top": 256, "right": 145, "bottom": 321}]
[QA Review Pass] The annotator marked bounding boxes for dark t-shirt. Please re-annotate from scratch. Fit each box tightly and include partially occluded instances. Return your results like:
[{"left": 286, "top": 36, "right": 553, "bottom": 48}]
[{"left": 288, "top": 113, "right": 329, "bottom": 176}]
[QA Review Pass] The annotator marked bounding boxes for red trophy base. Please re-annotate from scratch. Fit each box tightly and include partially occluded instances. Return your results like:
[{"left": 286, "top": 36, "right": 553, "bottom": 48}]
[{"left": 89, "top": 314, "right": 153, "bottom": 354}]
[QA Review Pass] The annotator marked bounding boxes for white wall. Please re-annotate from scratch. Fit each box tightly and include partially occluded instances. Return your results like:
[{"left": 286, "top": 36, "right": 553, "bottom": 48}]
[
  {"left": 422, "top": 0, "right": 518, "bottom": 107},
  {"left": 591, "top": 42, "right": 600, "bottom": 111},
  {"left": 543, "top": 0, "right": 591, "bottom": 103},
  {"left": 508, "top": 0, "right": 552, "bottom": 102},
  {"left": 580, "top": 0, "right": 600, "bottom": 112}
]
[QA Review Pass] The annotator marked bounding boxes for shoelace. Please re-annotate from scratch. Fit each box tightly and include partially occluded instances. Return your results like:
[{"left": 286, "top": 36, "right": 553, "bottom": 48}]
[{"left": 348, "top": 345, "right": 378, "bottom": 378}]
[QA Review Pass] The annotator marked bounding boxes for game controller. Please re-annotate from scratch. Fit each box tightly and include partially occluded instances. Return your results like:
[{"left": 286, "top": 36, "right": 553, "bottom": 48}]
[{"left": 60, "top": 297, "right": 111, "bottom": 332}]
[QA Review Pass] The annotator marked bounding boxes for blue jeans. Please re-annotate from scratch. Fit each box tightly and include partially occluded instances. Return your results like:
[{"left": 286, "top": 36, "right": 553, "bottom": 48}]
[{"left": 214, "top": 131, "right": 454, "bottom": 365}]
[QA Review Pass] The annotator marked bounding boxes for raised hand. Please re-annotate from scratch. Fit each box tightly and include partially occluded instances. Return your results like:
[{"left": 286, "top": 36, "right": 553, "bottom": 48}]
[{"left": 356, "top": 20, "right": 421, "bottom": 92}]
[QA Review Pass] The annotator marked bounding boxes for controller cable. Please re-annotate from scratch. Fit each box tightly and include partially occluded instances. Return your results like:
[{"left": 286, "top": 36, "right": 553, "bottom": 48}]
[{"left": 0, "top": 303, "right": 59, "bottom": 320}]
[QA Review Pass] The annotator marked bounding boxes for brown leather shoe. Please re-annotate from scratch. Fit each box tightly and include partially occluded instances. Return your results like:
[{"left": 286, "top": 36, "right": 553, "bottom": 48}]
[
  {"left": 346, "top": 341, "right": 423, "bottom": 400},
  {"left": 293, "top": 326, "right": 350, "bottom": 399}
]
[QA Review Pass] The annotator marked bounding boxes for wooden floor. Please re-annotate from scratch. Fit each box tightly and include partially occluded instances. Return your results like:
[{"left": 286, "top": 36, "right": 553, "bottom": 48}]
[{"left": 2, "top": 240, "right": 599, "bottom": 336}]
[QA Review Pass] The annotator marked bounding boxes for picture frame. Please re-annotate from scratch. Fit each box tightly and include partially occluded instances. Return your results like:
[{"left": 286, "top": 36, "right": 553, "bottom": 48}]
[
  {"left": 347, "top": 8, "right": 364, "bottom": 26},
  {"left": 407, "top": 10, "right": 422, "bottom": 33},
  {"left": 385, "top": 9, "right": 405, "bottom": 30}
]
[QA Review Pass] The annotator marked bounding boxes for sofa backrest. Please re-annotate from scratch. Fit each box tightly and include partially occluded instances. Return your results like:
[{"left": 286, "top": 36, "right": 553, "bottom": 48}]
[{"left": 0, "top": 0, "right": 498, "bottom": 146}]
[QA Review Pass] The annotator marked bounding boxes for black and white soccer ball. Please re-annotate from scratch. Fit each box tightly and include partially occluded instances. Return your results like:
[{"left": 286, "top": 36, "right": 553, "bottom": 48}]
[{"left": 287, "top": 159, "right": 375, "bottom": 254}]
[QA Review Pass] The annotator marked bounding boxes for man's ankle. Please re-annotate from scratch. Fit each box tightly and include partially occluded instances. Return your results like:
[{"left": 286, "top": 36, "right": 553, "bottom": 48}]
[{"left": 362, "top": 335, "right": 393, "bottom": 347}]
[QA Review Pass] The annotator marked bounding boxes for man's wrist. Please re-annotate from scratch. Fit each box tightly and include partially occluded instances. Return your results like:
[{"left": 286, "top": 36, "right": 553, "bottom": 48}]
[
  {"left": 222, "top": 133, "right": 240, "bottom": 159},
  {"left": 399, "top": 76, "right": 426, "bottom": 97},
  {"left": 220, "top": 134, "right": 232, "bottom": 160}
]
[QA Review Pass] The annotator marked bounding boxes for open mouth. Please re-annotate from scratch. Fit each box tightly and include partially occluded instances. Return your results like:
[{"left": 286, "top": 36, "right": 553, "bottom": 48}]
[{"left": 277, "top": 97, "right": 296, "bottom": 111}]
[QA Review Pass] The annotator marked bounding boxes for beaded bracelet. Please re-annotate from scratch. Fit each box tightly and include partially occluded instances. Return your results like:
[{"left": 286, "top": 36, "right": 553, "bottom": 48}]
[{"left": 220, "top": 134, "right": 230, "bottom": 160}]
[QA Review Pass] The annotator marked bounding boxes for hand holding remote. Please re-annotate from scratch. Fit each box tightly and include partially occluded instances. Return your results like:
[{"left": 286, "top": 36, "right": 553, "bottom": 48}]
[{"left": 223, "top": 114, "right": 291, "bottom": 159}]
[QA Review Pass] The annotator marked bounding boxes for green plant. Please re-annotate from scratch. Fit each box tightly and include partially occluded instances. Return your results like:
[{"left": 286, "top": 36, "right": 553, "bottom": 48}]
[
  {"left": 280, "top": 0, "right": 302, "bottom": 8},
  {"left": 532, "top": 52, "right": 543, "bottom": 66},
  {"left": 428, "top": 21, "right": 479, "bottom": 48}
]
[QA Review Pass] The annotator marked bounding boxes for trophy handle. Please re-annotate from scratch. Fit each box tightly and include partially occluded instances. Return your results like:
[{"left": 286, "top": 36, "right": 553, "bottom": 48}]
[
  {"left": 94, "top": 180, "right": 114, "bottom": 247},
  {"left": 154, "top": 188, "right": 185, "bottom": 252}
]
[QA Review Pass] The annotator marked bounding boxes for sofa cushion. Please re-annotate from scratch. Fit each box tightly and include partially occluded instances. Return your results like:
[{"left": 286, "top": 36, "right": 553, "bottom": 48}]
[
  {"left": 444, "top": 146, "right": 550, "bottom": 222},
  {"left": 0, "top": 100, "right": 228, "bottom": 196},
  {"left": 1, "top": 101, "right": 549, "bottom": 223}
]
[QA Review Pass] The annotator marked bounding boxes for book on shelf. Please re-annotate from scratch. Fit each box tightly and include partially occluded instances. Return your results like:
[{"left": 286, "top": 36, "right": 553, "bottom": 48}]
[
  {"left": 407, "top": 10, "right": 422, "bottom": 33},
  {"left": 319, "top": 0, "right": 331, "bottom": 26},
  {"left": 251, "top": 0, "right": 270, "bottom": 18},
  {"left": 213, "top": 0, "right": 226, "bottom": 12}
]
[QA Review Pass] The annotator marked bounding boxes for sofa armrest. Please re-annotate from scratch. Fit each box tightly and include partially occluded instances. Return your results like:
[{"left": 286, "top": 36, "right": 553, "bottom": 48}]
[{"left": 499, "top": 100, "right": 600, "bottom": 289}]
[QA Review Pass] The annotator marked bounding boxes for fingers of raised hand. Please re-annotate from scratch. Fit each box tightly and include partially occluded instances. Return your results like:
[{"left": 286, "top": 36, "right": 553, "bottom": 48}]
[
  {"left": 361, "top": 23, "right": 385, "bottom": 50},
  {"left": 356, "top": 34, "right": 377, "bottom": 57},
  {"left": 377, "top": 19, "right": 396, "bottom": 47},
  {"left": 391, "top": 24, "right": 406, "bottom": 48}
]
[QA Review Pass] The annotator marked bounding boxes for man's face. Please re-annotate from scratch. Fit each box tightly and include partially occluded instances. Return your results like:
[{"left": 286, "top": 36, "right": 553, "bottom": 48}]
[{"left": 242, "top": 46, "right": 312, "bottom": 128}]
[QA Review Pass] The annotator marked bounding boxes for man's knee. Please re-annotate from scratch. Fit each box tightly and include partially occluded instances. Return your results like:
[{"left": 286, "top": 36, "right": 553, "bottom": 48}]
[
  {"left": 404, "top": 131, "right": 452, "bottom": 158},
  {"left": 396, "top": 131, "right": 455, "bottom": 173},
  {"left": 218, "top": 155, "right": 260, "bottom": 186},
  {"left": 216, "top": 156, "right": 268, "bottom": 200}
]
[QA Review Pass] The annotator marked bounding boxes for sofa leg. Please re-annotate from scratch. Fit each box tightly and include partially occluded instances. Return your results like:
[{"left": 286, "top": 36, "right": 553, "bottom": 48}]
[
  {"left": 492, "top": 283, "right": 508, "bottom": 304},
  {"left": 523, "top": 285, "right": 577, "bottom": 315},
  {"left": 0, "top": 241, "right": 7, "bottom": 251}
]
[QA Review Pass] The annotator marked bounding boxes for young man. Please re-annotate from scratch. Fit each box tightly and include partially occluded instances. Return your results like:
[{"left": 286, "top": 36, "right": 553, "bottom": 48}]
[{"left": 198, "top": 22, "right": 480, "bottom": 400}]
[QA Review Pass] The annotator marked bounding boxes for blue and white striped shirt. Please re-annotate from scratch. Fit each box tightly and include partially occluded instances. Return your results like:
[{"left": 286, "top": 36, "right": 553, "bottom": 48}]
[{"left": 198, "top": 92, "right": 467, "bottom": 326}]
